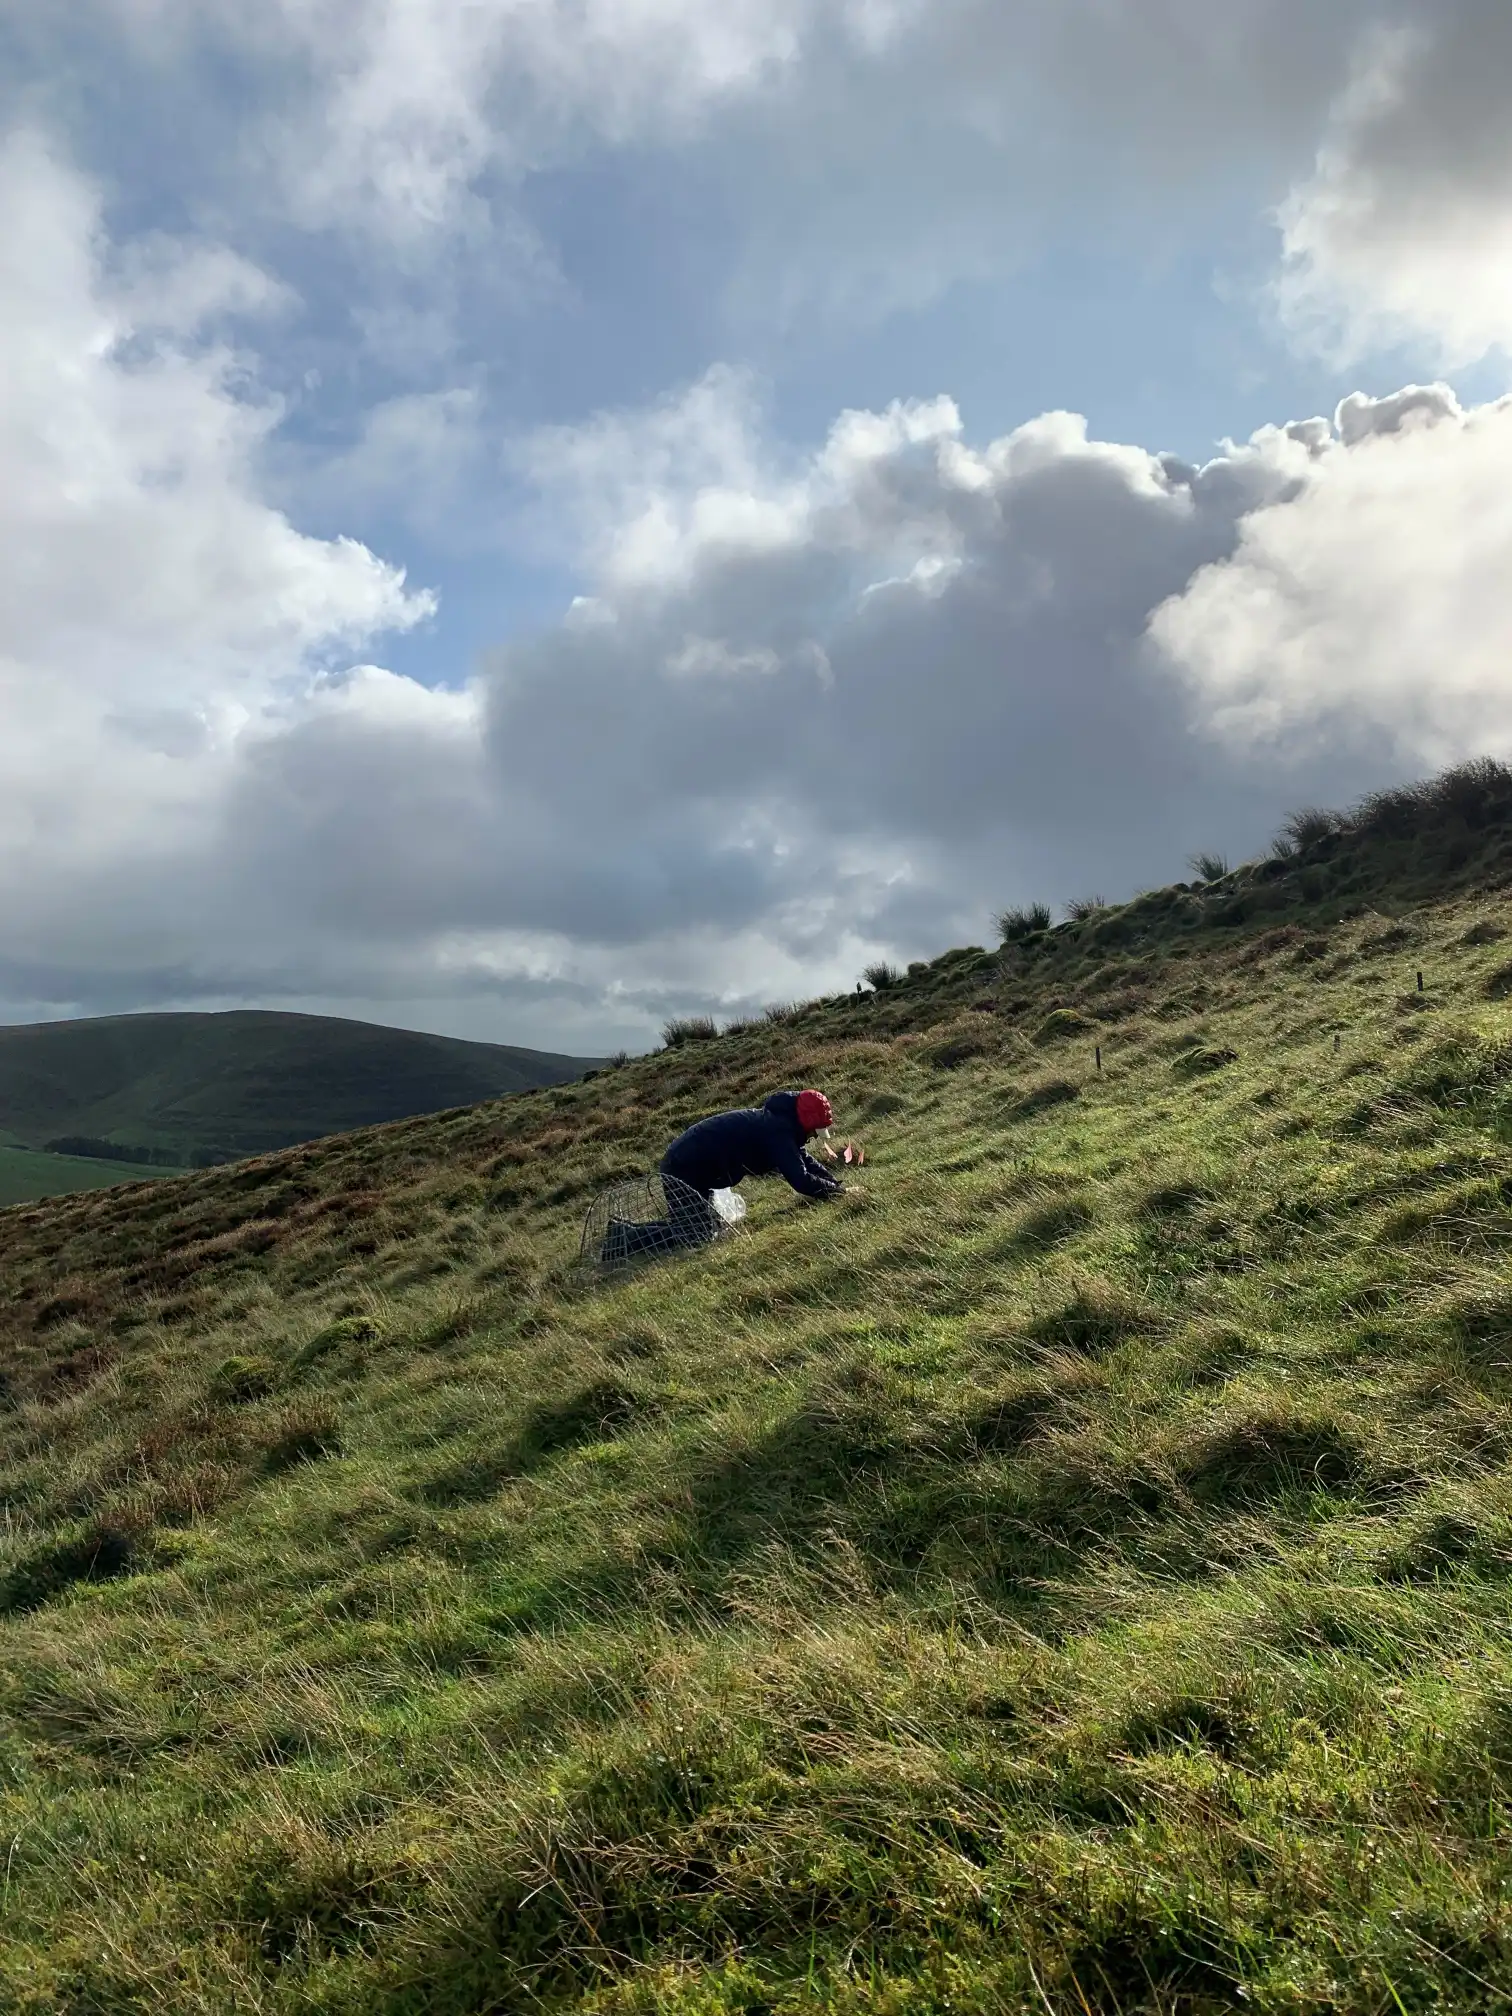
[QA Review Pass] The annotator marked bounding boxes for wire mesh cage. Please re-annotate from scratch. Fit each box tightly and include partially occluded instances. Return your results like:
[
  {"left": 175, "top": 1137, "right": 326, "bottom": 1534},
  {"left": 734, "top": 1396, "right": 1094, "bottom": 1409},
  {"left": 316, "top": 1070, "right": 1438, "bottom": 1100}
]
[{"left": 580, "top": 1171, "right": 747, "bottom": 1272}]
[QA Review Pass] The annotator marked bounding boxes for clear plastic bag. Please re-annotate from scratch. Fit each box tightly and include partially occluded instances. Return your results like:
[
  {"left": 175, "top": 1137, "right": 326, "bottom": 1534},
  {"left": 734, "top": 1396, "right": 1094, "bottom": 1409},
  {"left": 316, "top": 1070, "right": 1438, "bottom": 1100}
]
[{"left": 710, "top": 1188, "right": 747, "bottom": 1225}]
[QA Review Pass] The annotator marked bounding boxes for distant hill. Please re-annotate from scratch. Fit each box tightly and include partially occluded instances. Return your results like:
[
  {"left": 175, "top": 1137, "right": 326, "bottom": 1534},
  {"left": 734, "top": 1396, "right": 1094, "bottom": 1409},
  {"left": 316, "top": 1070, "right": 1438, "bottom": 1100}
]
[{"left": 0, "top": 1010, "right": 598, "bottom": 1168}]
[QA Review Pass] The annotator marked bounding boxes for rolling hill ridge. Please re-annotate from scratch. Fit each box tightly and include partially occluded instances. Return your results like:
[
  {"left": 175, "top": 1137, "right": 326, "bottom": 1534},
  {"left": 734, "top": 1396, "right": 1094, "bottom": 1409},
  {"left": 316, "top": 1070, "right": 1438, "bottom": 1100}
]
[
  {"left": 0, "top": 1008, "right": 598, "bottom": 1170},
  {"left": 6, "top": 761, "right": 1512, "bottom": 2009}
]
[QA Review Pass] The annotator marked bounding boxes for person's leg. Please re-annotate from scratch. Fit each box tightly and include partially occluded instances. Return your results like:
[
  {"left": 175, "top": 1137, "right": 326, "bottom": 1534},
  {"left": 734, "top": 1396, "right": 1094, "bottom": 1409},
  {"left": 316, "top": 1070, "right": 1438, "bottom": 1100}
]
[
  {"left": 603, "top": 1215, "right": 674, "bottom": 1262},
  {"left": 666, "top": 1183, "right": 718, "bottom": 1247},
  {"left": 601, "top": 1169, "right": 717, "bottom": 1267}
]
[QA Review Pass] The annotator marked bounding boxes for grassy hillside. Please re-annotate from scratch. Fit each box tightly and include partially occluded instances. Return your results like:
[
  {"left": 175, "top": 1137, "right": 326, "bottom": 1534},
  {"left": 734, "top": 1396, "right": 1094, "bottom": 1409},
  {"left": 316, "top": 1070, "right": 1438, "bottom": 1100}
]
[
  {"left": 0, "top": 1009, "right": 597, "bottom": 1169},
  {"left": 7, "top": 765, "right": 1512, "bottom": 2011},
  {"left": 0, "top": 1142, "right": 187, "bottom": 1207}
]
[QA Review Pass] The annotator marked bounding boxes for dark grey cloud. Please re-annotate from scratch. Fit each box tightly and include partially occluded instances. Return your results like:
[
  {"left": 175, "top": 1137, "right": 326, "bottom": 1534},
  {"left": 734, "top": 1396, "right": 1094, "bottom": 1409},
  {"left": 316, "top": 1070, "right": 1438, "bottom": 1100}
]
[
  {"left": 3, "top": 354, "right": 1504, "bottom": 1047},
  {"left": 88, "top": 380, "right": 1467, "bottom": 1046}
]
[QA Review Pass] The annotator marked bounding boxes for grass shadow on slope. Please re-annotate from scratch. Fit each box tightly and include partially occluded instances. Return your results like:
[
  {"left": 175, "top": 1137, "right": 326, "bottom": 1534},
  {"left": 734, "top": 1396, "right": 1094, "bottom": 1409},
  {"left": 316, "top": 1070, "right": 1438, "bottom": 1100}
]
[{"left": 412, "top": 1378, "right": 663, "bottom": 1508}]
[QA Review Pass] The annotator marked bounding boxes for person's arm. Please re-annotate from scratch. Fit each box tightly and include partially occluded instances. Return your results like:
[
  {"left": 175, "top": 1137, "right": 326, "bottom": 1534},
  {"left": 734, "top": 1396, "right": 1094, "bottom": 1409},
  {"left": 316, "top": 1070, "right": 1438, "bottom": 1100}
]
[{"left": 773, "top": 1135, "right": 845, "bottom": 1200}]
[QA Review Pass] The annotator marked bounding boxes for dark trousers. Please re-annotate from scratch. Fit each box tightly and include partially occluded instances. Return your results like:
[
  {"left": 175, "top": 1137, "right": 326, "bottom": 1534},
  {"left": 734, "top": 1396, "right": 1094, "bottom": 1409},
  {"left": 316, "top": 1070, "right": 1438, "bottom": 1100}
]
[{"left": 603, "top": 1171, "right": 719, "bottom": 1263}]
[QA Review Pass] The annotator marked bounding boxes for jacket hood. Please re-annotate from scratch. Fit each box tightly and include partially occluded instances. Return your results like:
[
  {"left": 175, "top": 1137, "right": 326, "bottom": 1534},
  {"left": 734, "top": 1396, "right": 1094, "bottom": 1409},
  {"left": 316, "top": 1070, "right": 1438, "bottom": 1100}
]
[{"left": 762, "top": 1090, "right": 807, "bottom": 1139}]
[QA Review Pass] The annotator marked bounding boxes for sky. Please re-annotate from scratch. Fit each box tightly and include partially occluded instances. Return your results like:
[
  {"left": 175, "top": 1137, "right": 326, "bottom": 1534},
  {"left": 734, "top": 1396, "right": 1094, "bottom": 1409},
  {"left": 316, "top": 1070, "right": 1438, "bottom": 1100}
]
[{"left": 2, "top": 0, "right": 1511, "bottom": 1055}]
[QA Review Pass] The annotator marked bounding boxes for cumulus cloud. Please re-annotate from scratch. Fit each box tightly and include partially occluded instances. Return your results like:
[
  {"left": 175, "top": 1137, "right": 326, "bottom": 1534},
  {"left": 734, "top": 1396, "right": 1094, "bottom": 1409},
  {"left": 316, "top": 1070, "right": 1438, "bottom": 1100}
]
[
  {"left": 458, "top": 381, "right": 1309, "bottom": 954},
  {"left": 13, "top": 0, "right": 1512, "bottom": 389},
  {"left": 87, "top": 0, "right": 829, "bottom": 246},
  {"left": 0, "top": 131, "right": 430, "bottom": 676},
  {"left": 1278, "top": 4, "right": 1512, "bottom": 367},
  {"left": 17, "top": 0, "right": 1357, "bottom": 296},
  {"left": 1152, "top": 385, "right": 1512, "bottom": 762},
  {"left": 131, "top": 372, "right": 1430, "bottom": 1040},
  {"left": 16, "top": 0, "right": 1508, "bottom": 374},
  {"left": 220, "top": 364, "right": 1512, "bottom": 1044},
  {"left": 0, "top": 130, "right": 433, "bottom": 1004}
]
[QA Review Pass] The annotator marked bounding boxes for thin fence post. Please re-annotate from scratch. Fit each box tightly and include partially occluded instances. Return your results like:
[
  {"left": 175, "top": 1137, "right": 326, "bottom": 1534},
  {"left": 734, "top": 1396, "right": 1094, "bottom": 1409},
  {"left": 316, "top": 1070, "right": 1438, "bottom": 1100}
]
[
  {"left": 1334, "top": 1033, "right": 1341, "bottom": 1053},
  {"left": 1095, "top": 1045, "right": 1102, "bottom": 1074},
  {"left": 1418, "top": 970, "right": 1425, "bottom": 992}
]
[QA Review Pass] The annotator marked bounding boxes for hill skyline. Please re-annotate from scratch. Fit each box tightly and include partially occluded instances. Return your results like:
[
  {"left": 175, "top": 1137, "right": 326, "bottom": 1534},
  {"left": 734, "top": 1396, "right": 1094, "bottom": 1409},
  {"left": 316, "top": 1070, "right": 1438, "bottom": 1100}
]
[{"left": 0, "top": 1009, "right": 599, "bottom": 1182}]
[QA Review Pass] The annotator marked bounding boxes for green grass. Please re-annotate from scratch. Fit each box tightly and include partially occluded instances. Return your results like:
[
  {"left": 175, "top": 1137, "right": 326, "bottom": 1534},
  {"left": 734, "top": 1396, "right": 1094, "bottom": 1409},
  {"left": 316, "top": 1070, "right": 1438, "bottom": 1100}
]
[
  {"left": 8, "top": 778, "right": 1512, "bottom": 2009},
  {"left": 0, "top": 1009, "right": 599, "bottom": 1168},
  {"left": 0, "top": 1143, "right": 184, "bottom": 1205}
]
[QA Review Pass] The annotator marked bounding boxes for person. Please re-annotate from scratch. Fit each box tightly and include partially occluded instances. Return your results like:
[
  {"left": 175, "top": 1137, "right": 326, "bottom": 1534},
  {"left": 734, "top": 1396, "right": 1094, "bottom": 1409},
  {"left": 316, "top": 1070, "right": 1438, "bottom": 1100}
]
[{"left": 601, "top": 1089, "right": 845, "bottom": 1266}]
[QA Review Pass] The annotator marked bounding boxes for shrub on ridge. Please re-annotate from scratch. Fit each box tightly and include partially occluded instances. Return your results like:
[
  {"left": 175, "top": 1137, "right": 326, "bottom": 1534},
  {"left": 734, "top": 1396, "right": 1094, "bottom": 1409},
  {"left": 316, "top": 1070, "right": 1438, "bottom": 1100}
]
[
  {"left": 997, "top": 902, "right": 1053, "bottom": 943},
  {"left": 662, "top": 1016, "right": 719, "bottom": 1049}
]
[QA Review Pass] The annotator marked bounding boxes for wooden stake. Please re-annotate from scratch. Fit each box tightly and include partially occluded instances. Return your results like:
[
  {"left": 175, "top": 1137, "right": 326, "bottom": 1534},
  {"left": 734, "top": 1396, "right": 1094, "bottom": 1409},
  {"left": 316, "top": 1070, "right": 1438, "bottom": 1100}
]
[
  {"left": 1095, "top": 1045, "right": 1102, "bottom": 1073},
  {"left": 1417, "top": 970, "right": 1425, "bottom": 992}
]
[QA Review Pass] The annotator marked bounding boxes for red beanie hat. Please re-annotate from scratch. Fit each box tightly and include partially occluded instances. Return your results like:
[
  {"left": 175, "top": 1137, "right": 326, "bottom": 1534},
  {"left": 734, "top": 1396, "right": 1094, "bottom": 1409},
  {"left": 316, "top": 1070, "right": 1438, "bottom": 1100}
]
[{"left": 795, "top": 1089, "right": 833, "bottom": 1133}]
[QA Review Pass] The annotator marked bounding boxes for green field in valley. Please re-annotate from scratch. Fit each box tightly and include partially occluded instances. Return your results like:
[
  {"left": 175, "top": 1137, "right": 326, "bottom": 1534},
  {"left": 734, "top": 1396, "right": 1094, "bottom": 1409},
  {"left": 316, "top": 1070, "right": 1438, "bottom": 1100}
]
[
  {"left": 0, "top": 1142, "right": 184, "bottom": 1207},
  {"left": 6, "top": 763, "right": 1512, "bottom": 2010}
]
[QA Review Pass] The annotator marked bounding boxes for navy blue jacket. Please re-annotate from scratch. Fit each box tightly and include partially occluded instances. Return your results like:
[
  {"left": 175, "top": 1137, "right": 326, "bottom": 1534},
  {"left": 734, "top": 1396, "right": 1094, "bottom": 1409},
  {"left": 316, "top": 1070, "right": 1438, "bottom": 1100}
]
[{"left": 661, "top": 1091, "right": 843, "bottom": 1201}]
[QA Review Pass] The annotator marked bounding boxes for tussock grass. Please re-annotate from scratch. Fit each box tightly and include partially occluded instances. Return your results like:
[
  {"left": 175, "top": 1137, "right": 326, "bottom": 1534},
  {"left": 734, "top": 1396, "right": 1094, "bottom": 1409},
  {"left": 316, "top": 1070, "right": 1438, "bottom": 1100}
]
[
  {"left": 1277, "top": 804, "right": 1347, "bottom": 851},
  {"left": 10, "top": 766, "right": 1512, "bottom": 2006},
  {"left": 662, "top": 1015, "right": 720, "bottom": 1048},
  {"left": 997, "top": 900, "right": 1053, "bottom": 942}
]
